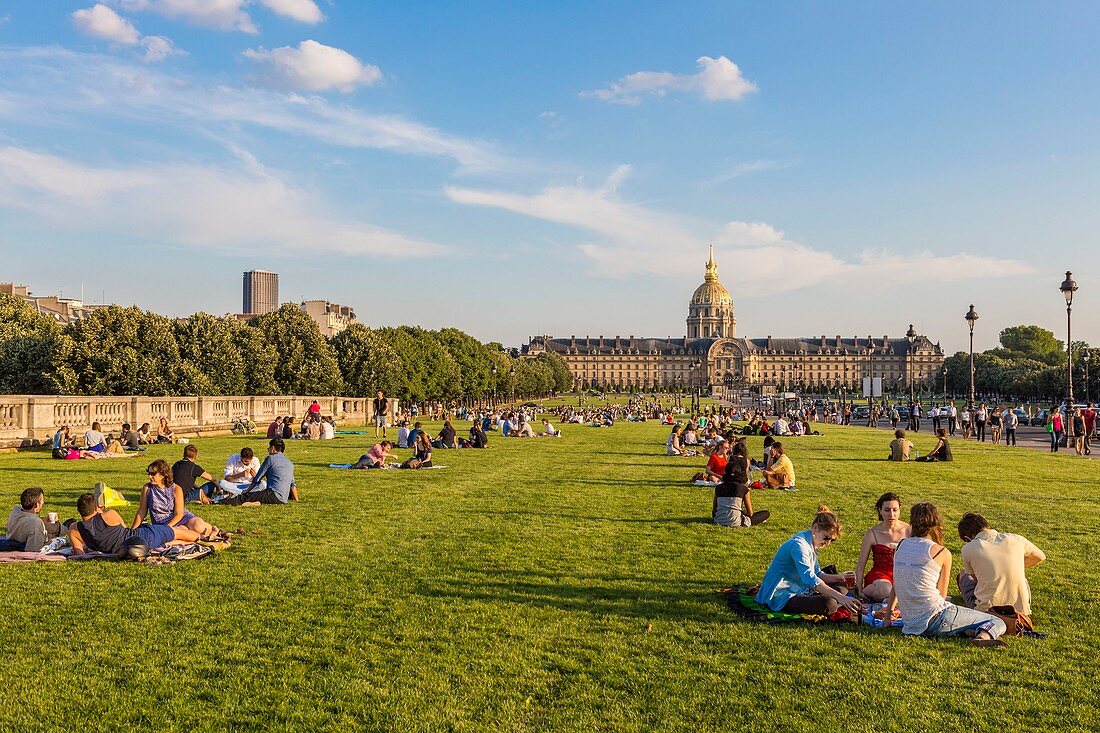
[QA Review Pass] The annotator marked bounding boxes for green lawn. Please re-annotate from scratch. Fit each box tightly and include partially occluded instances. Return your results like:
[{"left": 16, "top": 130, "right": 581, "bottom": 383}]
[{"left": 1, "top": 420, "right": 1096, "bottom": 731}]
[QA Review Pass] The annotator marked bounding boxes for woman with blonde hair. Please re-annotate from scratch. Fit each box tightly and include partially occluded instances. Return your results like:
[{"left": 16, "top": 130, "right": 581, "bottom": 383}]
[
  {"left": 885, "top": 502, "right": 1006, "bottom": 646},
  {"left": 755, "top": 505, "right": 860, "bottom": 616}
]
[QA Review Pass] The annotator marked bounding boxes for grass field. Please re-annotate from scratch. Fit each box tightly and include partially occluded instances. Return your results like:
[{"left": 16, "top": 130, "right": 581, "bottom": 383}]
[{"left": 2, "top": 419, "right": 1097, "bottom": 731}]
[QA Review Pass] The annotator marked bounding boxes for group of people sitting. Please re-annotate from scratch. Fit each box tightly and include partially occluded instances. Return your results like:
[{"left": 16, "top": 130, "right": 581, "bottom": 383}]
[
  {"left": 51, "top": 418, "right": 176, "bottom": 459},
  {"left": 741, "top": 411, "right": 816, "bottom": 437},
  {"left": 887, "top": 428, "right": 954, "bottom": 462},
  {"left": 267, "top": 402, "right": 336, "bottom": 441},
  {"left": 755, "top": 496, "right": 1044, "bottom": 646},
  {"left": 4, "top": 437, "right": 300, "bottom": 557}
]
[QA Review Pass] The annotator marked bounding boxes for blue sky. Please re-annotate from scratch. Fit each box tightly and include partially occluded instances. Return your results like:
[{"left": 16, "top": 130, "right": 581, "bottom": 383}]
[{"left": 1, "top": 1, "right": 1098, "bottom": 352}]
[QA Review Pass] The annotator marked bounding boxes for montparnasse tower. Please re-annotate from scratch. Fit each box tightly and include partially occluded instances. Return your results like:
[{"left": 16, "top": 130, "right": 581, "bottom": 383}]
[{"left": 686, "top": 244, "right": 736, "bottom": 339}]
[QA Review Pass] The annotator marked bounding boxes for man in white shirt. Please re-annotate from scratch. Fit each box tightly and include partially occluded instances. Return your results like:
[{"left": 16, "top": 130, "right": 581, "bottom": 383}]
[
  {"left": 772, "top": 417, "right": 790, "bottom": 436},
  {"left": 4, "top": 488, "right": 50, "bottom": 552},
  {"left": 320, "top": 418, "right": 335, "bottom": 440},
  {"left": 219, "top": 447, "right": 262, "bottom": 497},
  {"left": 957, "top": 513, "right": 1045, "bottom": 616},
  {"left": 947, "top": 403, "right": 958, "bottom": 435}
]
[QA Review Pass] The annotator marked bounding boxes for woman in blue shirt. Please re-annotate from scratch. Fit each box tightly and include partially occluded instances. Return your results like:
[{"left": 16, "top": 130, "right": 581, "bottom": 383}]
[{"left": 755, "top": 505, "right": 862, "bottom": 616}]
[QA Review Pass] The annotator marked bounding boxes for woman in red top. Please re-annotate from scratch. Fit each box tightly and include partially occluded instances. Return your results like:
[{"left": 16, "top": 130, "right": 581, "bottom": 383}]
[
  {"left": 854, "top": 492, "right": 911, "bottom": 602},
  {"left": 703, "top": 440, "right": 729, "bottom": 483}
]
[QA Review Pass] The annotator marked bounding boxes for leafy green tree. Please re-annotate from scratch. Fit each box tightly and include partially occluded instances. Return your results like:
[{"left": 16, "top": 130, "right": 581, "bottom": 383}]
[
  {"left": 514, "top": 358, "right": 552, "bottom": 397},
  {"left": 998, "top": 325, "right": 1064, "bottom": 366},
  {"left": 534, "top": 350, "right": 573, "bottom": 393},
  {"left": 234, "top": 321, "right": 279, "bottom": 395},
  {"left": 0, "top": 293, "right": 77, "bottom": 394},
  {"left": 174, "top": 313, "right": 247, "bottom": 395},
  {"left": 66, "top": 306, "right": 183, "bottom": 395},
  {"left": 433, "top": 328, "right": 493, "bottom": 399},
  {"left": 375, "top": 326, "right": 461, "bottom": 403},
  {"left": 248, "top": 304, "right": 343, "bottom": 395},
  {"left": 331, "top": 323, "right": 403, "bottom": 397}
]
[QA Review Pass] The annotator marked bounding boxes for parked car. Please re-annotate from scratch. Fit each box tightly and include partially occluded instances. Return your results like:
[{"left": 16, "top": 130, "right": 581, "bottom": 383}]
[
  {"left": 1007, "top": 408, "right": 1029, "bottom": 425},
  {"left": 1030, "top": 409, "right": 1050, "bottom": 427},
  {"left": 852, "top": 406, "right": 871, "bottom": 421}
]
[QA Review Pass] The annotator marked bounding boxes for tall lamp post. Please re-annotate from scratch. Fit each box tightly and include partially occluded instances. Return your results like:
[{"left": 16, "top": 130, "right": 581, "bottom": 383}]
[
  {"left": 906, "top": 324, "right": 917, "bottom": 429},
  {"left": 942, "top": 365, "right": 948, "bottom": 401},
  {"left": 491, "top": 363, "right": 498, "bottom": 406},
  {"left": 690, "top": 358, "right": 702, "bottom": 413},
  {"left": 1084, "top": 350, "right": 1091, "bottom": 404},
  {"left": 965, "top": 305, "right": 978, "bottom": 410},
  {"left": 1060, "top": 271, "right": 1078, "bottom": 405},
  {"left": 866, "top": 344, "right": 874, "bottom": 413},
  {"left": 509, "top": 365, "right": 516, "bottom": 405}
]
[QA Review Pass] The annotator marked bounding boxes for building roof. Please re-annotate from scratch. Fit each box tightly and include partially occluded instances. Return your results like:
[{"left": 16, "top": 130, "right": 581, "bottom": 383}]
[
  {"left": 529, "top": 335, "right": 717, "bottom": 356},
  {"left": 528, "top": 333, "right": 942, "bottom": 357}
]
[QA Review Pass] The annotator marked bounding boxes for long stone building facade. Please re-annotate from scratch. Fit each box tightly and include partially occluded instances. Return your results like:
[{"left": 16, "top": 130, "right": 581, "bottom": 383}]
[{"left": 525, "top": 249, "right": 945, "bottom": 395}]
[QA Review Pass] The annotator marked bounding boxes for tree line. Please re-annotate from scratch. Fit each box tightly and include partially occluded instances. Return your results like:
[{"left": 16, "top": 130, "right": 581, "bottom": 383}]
[
  {"left": 942, "top": 324, "right": 1096, "bottom": 402},
  {"left": 0, "top": 296, "right": 572, "bottom": 401}
]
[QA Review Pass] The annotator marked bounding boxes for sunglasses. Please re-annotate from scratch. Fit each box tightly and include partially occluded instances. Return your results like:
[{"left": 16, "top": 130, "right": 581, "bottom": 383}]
[{"left": 820, "top": 534, "right": 838, "bottom": 545}]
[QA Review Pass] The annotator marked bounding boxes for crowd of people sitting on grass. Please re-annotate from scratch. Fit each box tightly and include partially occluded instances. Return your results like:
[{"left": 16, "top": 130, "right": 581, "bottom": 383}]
[
  {"left": 3, "top": 436, "right": 300, "bottom": 558},
  {"left": 50, "top": 418, "right": 178, "bottom": 459},
  {"left": 885, "top": 428, "right": 954, "bottom": 462},
  {"left": 753, "top": 497, "right": 1045, "bottom": 646}
]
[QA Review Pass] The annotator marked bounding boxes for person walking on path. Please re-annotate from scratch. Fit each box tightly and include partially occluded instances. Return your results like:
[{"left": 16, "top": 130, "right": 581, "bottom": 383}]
[
  {"left": 947, "top": 403, "right": 958, "bottom": 436},
  {"left": 1083, "top": 403, "right": 1096, "bottom": 455},
  {"left": 1046, "top": 408, "right": 1063, "bottom": 452},
  {"left": 974, "top": 404, "right": 988, "bottom": 442},
  {"left": 373, "top": 391, "right": 389, "bottom": 438},
  {"left": 1003, "top": 407, "right": 1018, "bottom": 447},
  {"left": 911, "top": 402, "right": 922, "bottom": 432}
]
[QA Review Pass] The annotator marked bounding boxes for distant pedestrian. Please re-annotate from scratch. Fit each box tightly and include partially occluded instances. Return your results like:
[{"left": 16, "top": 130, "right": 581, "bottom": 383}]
[
  {"left": 1003, "top": 407, "right": 1018, "bottom": 447},
  {"left": 1083, "top": 403, "right": 1096, "bottom": 455},
  {"left": 373, "top": 390, "right": 389, "bottom": 438},
  {"left": 947, "top": 403, "right": 958, "bottom": 436}
]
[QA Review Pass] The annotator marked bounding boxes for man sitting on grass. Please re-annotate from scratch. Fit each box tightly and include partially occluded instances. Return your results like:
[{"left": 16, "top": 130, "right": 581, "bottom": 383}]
[
  {"left": 888, "top": 429, "right": 913, "bottom": 461},
  {"left": 538, "top": 418, "right": 561, "bottom": 437},
  {"left": 3, "top": 488, "right": 53, "bottom": 552},
  {"left": 957, "top": 513, "right": 1046, "bottom": 619},
  {"left": 69, "top": 492, "right": 201, "bottom": 554},
  {"left": 218, "top": 438, "right": 299, "bottom": 505},
  {"left": 219, "top": 446, "right": 261, "bottom": 497},
  {"left": 173, "top": 444, "right": 219, "bottom": 504},
  {"left": 762, "top": 442, "right": 796, "bottom": 490}
]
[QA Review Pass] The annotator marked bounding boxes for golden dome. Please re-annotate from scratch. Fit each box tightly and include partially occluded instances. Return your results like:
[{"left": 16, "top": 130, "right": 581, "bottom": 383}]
[{"left": 690, "top": 245, "right": 732, "bottom": 306}]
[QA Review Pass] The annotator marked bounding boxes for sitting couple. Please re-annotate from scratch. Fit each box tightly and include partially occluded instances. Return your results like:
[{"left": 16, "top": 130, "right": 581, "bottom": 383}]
[
  {"left": 352, "top": 433, "right": 433, "bottom": 469},
  {"left": 887, "top": 429, "right": 952, "bottom": 462}
]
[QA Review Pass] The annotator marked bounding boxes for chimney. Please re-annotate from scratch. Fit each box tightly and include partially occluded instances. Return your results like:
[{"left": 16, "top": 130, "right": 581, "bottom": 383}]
[
  {"left": 599, "top": 335, "right": 605, "bottom": 348},
  {"left": 630, "top": 335, "right": 636, "bottom": 348},
  {"left": 821, "top": 335, "right": 827, "bottom": 348},
  {"left": 836, "top": 335, "right": 842, "bottom": 348},
  {"left": 767, "top": 335, "right": 774, "bottom": 350},
  {"left": 883, "top": 334, "right": 890, "bottom": 348},
  {"left": 570, "top": 334, "right": 576, "bottom": 348},
  {"left": 615, "top": 335, "right": 621, "bottom": 350}
]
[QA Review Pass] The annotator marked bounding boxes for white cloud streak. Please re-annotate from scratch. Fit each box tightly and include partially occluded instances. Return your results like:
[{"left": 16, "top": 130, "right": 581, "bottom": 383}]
[
  {"left": 0, "top": 145, "right": 449, "bottom": 258},
  {"left": 116, "top": 0, "right": 258, "bottom": 33},
  {"left": 446, "top": 168, "right": 1034, "bottom": 294},
  {"left": 0, "top": 48, "right": 508, "bottom": 172},
  {"left": 243, "top": 40, "right": 381, "bottom": 93},
  {"left": 583, "top": 56, "right": 758, "bottom": 105}
]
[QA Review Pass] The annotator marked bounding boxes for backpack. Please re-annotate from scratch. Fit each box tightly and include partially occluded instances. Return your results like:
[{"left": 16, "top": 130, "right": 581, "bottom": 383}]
[{"left": 52, "top": 447, "right": 69, "bottom": 459}]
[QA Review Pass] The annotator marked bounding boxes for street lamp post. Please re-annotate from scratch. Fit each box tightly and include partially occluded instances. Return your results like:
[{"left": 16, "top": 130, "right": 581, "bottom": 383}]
[
  {"left": 965, "top": 305, "right": 979, "bottom": 410},
  {"left": 906, "top": 324, "right": 917, "bottom": 429},
  {"left": 866, "top": 344, "right": 874, "bottom": 414},
  {"left": 1060, "top": 271, "right": 1078, "bottom": 405},
  {"left": 1085, "top": 350, "right": 1091, "bottom": 404},
  {"left": 510, "top": 365, "right": 516, "bottom": 405},
  {"left": 691, "top": 358, "right": 703, "bottom": 413},
  {"left": 942, "top": 365, "right": 948, "bottom": 401},
  {"left": 491, "top": 363, "right": 498, "bottom": 407}
]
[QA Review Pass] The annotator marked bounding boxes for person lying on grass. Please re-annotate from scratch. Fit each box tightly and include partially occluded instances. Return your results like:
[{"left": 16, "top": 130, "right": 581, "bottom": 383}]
[
  {"left": 218, "top": 438, "right": 299, "bottom": 505},
  {"left": 131, "top": 459, "right": 222, "bottom": 540},
  {"left": 882, "top": 502, "right": 1006, "bottom": 647},
  {"left": 69, "top": 492, "right": 201, "bottom": 555},
  {"left": 915, "top": 428, "right": 953, "bottom": 462},
  {"left": 854, "top": 492, "right": 911, "bottom": 602},
  {"left": 762, "top": 442, "right": 796, "bottom": 490},
  {"left": 713, "top": 461, "right": 769, "bottom": 528},
  {"left": 352, "top": 441, "right": 395, "bottom": 469},
  {"left": 755, "top": 505, "right": 860, "bottom": 616},
  {"left": 888, "top": 429, "right": 913, "bottom": 461}
]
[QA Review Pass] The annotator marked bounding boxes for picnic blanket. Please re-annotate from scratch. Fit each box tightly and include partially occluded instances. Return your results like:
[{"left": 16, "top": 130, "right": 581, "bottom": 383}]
[
  {"left": 721, "top": 586, "right": 827, "bottom": 623},
  {"left": 335, "top": 431, "right": 368, "bottom": 435},
  {"left": 328, "top": 463, "right": 448, "bottom": 470},
  {"left": 0, "top": 551, "right": 67, "bottom": 564}
]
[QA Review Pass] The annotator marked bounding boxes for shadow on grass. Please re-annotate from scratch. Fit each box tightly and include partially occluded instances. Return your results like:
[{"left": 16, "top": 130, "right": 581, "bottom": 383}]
[
  {"left": 418, "top": 572, "right": 727, "bottom": 624},
  {"left": 454, "top": 508, "right": 709, "bottom": 525}
]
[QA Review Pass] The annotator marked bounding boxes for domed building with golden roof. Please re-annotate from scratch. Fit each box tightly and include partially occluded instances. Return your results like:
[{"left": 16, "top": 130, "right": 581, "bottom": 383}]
[{"left": 526, "top": 249, "right": 945, "bottom": 396}]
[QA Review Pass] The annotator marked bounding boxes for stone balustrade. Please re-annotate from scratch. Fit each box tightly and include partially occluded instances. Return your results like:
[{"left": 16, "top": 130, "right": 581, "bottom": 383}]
[{"left": 0, "top": 395, "right": 399, "bottom": 446}]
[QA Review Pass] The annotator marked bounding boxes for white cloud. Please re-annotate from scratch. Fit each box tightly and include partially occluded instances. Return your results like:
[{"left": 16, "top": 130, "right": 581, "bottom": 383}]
[
  {"left": 258, "top": 0, "right": 323, "bottom": 23},
  {"left": 0, "top": 145, "right": 448, "bottom": 258},
  {"left": 446, "top": 168, "right": 1033, "bottom": 293},
  {"left": 243, "top": 40, "right": 381, "bottom": 93},
  {"left": 116, "top": 0, "right": 258, "bottom": 33},
  {"left": 72, "top": 4, "right": 141, "bottom": 45},
  {"left": 0, "top": 48, "right": 508, "bottom": 172},
  {"left": 141, "top": 35, "right": 186, "bottom": 62},
  {"left": 582, "top": 55, "right": 758, "bottom": 105}
]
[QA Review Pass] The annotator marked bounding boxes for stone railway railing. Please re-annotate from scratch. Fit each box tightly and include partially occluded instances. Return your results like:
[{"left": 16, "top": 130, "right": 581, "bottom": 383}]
[{"left": 0, "top": 395, "right": 398, "bottom": 446}]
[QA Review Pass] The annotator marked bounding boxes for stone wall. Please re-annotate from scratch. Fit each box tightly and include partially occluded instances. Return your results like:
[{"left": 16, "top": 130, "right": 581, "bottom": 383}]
[{"left": 0, "top": 395, "right": 398, "bottom": 446}]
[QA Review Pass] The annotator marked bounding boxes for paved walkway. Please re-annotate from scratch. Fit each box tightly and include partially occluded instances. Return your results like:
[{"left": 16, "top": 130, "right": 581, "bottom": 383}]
[{"left": 837, "top": 420, "right": 1100, "bottom": 460}]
